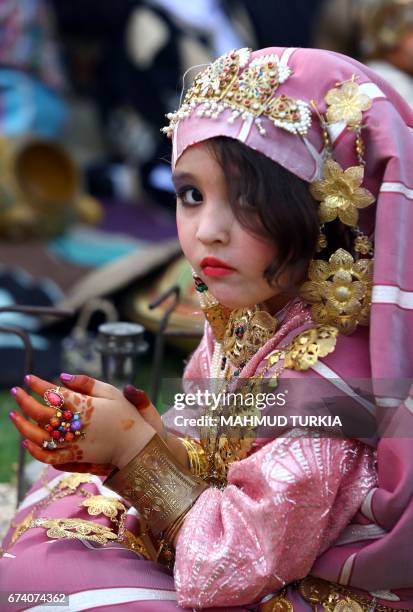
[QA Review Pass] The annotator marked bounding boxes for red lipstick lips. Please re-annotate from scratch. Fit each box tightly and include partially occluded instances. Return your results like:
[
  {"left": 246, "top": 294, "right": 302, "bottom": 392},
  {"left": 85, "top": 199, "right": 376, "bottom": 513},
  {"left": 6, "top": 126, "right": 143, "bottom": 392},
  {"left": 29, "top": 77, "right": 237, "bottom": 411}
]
[{"left": 200, "top": 257, "right": 235, "bottom": 277}]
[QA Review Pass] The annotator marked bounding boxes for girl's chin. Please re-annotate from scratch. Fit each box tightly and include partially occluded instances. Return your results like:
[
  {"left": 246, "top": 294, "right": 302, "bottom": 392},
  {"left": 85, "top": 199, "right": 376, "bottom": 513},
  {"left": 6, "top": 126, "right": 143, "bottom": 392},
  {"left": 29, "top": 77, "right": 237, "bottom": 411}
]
[{"left": 210, "top": 292, "right": 257, "bottom": 310}]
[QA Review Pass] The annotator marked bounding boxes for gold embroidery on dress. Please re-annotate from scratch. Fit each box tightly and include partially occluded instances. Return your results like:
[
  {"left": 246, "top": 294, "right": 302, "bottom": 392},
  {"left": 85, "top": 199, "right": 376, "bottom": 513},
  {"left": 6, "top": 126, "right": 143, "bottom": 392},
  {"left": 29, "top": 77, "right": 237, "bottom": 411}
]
[
  {"left": 7, "top": 471, "right": 93, "bottom": 548},
  {"left": 31, "top": 518, "right": 118, "bottom": 545},
  {"left": 259, "top": 589, "right": 294, "bottom": 611},
  {"left": 298, "top": 576, "right": 409, "bottom": 612},
  {"left": 9, "top": 511, "right": 35, "bottom": 547},
  {"left": 5, "top": 471, "right": 156, "bottom": 562},
  {"left": 81, "top": 495, "right": 126, "bottom": 520},
  {"left": 121, "top": 529, "right": 153, "bottom": 559},
  {"left": 58, "top": 473, "right": 91, "bottom": 491}
]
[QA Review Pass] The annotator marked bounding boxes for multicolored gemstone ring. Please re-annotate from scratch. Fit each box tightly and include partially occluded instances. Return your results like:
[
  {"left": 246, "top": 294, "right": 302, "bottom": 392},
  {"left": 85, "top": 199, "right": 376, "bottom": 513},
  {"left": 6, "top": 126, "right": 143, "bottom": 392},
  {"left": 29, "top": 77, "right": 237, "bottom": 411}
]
[{"left": 43, "top": 387, "right": 85, "bottom": 450}]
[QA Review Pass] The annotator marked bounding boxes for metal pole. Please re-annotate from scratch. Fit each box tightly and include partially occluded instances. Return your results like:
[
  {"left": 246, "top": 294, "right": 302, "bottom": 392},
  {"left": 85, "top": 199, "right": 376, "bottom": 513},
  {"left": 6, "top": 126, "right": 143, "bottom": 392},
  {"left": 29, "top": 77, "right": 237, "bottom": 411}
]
[
  {"left": 0, "top": 305, "right": 73, "bottom": 504},
  {"left": 149, "top": 286, "right": 180, "bottom": 405}
]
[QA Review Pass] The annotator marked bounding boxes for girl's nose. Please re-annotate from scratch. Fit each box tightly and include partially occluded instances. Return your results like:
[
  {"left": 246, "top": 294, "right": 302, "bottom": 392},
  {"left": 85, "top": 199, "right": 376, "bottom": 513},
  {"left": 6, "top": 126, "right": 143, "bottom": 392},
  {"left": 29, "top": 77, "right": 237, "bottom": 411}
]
[{"left": 195, "top": 202, "right": 231, "bottom": 245}]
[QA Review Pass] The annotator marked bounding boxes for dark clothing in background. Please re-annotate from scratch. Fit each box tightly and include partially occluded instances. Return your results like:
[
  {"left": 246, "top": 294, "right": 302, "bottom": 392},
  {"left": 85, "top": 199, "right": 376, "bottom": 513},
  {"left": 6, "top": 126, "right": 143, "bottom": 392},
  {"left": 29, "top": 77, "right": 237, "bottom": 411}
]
[{"left": 241, "top": 0, "right": 327, "bottom": 48}]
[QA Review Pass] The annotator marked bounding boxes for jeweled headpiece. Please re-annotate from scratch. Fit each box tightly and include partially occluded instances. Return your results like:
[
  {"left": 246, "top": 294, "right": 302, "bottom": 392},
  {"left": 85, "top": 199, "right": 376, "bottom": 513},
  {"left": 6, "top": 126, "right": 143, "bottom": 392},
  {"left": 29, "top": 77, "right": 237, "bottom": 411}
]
[{"left": 162, "top": 48, "right": 312, "bottom": 139}]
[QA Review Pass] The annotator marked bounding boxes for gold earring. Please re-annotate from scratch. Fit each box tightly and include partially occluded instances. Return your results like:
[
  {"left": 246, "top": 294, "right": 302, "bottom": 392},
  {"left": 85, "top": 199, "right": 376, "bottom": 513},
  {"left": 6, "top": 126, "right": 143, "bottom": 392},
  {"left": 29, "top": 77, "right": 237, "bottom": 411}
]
[{"left": 192, "top": 273, "right": 232, "bottom": 341}]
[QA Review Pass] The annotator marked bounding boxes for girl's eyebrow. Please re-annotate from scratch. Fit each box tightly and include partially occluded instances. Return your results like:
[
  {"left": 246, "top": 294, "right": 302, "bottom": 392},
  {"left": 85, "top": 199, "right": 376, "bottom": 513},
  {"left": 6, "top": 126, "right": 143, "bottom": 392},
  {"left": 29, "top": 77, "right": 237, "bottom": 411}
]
[{"left": 172, "top": 171, "right": 197, "bottom": 186}]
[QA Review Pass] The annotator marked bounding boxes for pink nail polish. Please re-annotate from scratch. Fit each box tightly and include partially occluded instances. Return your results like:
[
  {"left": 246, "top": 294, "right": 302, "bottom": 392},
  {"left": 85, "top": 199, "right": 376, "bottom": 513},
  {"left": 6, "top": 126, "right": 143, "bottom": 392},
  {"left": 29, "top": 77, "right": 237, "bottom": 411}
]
[
  {"left": 24, "top": 374, "right": 32, "bottom": 384},
  {"left": 10, "top": 387, "right": 18, "bottom": 397},
  {"left": 9, "top": 411, "right": 17, "bottom": 420},
  {"left": 21, "top": 440, "right": 29, "bottom": 449},
  {"left": 60, "top": 373, "right": 74, "bottom": 382}
]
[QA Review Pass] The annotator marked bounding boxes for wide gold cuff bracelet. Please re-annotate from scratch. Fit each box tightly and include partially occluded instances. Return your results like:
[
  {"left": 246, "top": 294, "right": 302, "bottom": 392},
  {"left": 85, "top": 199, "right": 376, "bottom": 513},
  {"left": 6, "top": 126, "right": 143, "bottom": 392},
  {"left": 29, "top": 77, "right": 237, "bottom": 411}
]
[{"left": 104, "top": 433, "right": 208, "bottom": 536}]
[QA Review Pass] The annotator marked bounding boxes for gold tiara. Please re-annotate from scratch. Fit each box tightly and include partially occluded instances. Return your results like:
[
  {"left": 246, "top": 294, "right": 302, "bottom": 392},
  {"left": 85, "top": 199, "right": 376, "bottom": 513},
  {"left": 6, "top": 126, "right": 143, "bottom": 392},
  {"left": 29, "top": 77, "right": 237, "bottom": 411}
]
[{"left": 162, "top": 48, "right": 312, "bottom": 138}]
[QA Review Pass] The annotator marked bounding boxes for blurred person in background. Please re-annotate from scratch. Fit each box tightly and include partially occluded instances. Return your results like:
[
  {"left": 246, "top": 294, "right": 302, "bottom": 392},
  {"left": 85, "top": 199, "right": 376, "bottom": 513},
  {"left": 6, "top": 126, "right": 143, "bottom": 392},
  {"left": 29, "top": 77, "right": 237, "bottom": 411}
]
[
  {"left": 50, "top": 0, "right": 254, "bottom": 203},
  {"left": 360, "top": 0, "right": 413, "bottom": 107},
  {"left": 50, "top": 0, "right": 327, "bottom": 204},
  {"left": 0, "top": 0, "right": 67, "bottom": 138},
  {"left": 315, "top": 0, "right": 413, "bottom": 107}
]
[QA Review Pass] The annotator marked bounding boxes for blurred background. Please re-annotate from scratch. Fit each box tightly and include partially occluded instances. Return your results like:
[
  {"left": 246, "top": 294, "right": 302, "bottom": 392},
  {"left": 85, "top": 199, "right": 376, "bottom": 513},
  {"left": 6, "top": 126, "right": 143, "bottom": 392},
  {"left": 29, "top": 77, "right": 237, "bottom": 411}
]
[{"left": 1, "top": 0, "right": 412, "bottom": 527}]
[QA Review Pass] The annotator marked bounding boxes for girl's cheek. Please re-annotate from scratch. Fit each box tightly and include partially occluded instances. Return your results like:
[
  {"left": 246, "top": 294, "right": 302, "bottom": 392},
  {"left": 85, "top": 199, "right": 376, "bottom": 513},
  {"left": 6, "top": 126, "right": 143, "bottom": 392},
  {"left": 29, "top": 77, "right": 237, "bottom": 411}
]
[
  {"left": 176, "top": 221, "right": 193, "bottom": 262},
  {"left": 241, "top": 234, "right": 276, "bottom": 267}
]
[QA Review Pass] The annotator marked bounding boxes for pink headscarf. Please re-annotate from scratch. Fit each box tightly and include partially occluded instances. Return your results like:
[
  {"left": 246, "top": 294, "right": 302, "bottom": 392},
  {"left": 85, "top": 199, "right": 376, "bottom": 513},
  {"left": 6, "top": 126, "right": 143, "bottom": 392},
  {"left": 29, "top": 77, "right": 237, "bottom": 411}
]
[{"left": 169, "top": 47, "right": 413, "bottom": 598}]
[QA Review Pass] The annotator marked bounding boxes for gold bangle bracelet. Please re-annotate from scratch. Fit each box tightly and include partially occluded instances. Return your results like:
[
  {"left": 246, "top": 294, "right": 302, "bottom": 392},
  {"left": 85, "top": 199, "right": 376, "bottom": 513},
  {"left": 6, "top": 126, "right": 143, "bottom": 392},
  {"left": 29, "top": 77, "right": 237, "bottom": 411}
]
[
  {"left": 164, "top": 504, "right": 193, "bottom": 544},
  {"left": 179, "top": 436, "right": 209, "bottom": 478},
  {"left": 104, "top": 433, "right": 208, "bottom": 536}
]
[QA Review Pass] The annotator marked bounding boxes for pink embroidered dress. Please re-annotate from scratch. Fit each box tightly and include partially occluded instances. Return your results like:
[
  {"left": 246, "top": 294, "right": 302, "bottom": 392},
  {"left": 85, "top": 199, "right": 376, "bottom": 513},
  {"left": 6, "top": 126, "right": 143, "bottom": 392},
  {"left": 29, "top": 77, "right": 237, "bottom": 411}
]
[
  {"left": 2, "top": 47, "right": 413, "bottom": 610},
  {"left": 0, "top": 301, "right": 377, "bottom": 611}
]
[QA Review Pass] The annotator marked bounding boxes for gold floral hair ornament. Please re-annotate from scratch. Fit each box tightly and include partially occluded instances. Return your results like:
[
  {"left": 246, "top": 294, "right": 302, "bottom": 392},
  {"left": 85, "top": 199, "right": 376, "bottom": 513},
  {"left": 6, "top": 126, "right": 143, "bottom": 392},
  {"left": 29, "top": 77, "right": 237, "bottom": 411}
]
[
  {"left": 325, "top": 79, "right": 372, "bottom": 126},
  {"left": 310, "top": 159, "right": 375, "bottom": 227},
  {"left": 301, "top": 76, "right": 375, "bottom": 335},
  {"left": 300, "top": 249, "right": 373, "bottom": 335},
  {"left": 162, "top": 48, "right": 312, "bottom": 138},
  {"left": 354, "top": 232, "right": 373, "bottom": 256}
]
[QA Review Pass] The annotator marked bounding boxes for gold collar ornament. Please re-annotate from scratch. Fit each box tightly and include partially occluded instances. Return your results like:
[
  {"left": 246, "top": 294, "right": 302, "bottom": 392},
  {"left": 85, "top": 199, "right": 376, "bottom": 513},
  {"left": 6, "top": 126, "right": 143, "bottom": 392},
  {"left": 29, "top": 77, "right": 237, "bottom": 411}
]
[
  {"left": 283, "top": 324, "right": 339, "bottom": 370},
  {"left": 221, "top": 306, "right": 278, "bottom": 371},
  {"left": 193, "top": 272, "right": 277, "bottom": 370},
  {"left": 162, "top": 48, "right": 312, "bottom": 138}
]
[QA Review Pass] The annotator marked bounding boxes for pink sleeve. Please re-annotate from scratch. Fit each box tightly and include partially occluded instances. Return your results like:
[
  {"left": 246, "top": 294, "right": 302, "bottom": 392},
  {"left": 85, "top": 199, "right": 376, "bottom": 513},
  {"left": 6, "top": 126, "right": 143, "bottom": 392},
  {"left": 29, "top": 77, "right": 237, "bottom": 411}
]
[
  {"left": 174, "top": 431, "right": 377, "bottom": 608},
  {"left": 182, "top": 322, "right": 214, "bottom": 383}
]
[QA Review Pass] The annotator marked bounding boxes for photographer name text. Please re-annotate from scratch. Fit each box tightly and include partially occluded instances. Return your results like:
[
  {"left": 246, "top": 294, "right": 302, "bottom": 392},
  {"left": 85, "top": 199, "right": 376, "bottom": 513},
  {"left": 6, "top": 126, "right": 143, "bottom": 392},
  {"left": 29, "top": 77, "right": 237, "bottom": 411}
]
[{"left": 173, "top": 414, "right": 342, "bottom": 428}]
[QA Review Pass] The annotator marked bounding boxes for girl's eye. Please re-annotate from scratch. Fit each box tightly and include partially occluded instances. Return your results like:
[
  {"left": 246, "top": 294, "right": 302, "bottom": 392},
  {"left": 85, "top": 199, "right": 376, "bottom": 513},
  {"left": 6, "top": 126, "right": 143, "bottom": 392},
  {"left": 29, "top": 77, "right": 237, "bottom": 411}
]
[{"left": 176, "top": 187, "right": 203, "bottom": 206}]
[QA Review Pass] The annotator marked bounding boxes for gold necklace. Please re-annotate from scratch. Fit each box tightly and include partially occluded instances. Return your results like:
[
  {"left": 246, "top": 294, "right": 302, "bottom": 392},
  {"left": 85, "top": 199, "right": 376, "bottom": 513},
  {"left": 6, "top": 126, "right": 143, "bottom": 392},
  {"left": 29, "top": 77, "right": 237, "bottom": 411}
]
[
  {"left": 200, "top": 305, "right": 279, "bottom": 486},
  {"left": 200, "top": 323, "right": 339, "bottom": 487},
  {"left": 221, "top": 305, "right": 278, "bottom": 371}
]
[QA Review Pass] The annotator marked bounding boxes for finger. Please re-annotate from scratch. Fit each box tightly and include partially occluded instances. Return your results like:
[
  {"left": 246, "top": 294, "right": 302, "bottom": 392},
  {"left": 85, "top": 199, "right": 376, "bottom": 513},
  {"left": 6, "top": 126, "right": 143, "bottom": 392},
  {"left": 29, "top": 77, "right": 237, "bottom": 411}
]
[
  {"left": 25, "top": 374, "right": 91, "bottom": 414},
  {"left": 24, "top": 374, "right": 59, "bottom": 398},
  {"left": 123, "top": 385, "right": 164, "bottom": 436},
  {"left": 59, "top": 373, "right": 118, "bottom": 400},
  {"left": 11, "top": 387, "right": 54, "bottom": 425},
  {"left": 23, "top": 440, "right": 84, "bottom": 465},
  {"left": 54, "top": 462, "right": 114, "bottom": 476},
  {"left": 10, "top": 411, "right": 49, "bottom": 445}
]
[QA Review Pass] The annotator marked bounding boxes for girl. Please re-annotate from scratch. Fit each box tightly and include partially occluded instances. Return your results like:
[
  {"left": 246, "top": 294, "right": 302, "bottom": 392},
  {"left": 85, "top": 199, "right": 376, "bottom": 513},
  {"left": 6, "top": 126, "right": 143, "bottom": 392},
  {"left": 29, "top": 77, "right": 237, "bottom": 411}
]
[{"left": 3, "top": 47, "right": 413, "bottom": 610}]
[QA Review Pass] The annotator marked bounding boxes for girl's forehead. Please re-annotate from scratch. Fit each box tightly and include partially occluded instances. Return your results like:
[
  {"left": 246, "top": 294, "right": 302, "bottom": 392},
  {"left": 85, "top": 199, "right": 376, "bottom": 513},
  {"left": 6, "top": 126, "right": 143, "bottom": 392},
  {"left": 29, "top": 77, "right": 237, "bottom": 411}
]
[
  {"left": 174, "top": 142, "right": 218, "bottom": 174},
  {"left": 173, "top": 142, "right": 237, "bottom": 197}
]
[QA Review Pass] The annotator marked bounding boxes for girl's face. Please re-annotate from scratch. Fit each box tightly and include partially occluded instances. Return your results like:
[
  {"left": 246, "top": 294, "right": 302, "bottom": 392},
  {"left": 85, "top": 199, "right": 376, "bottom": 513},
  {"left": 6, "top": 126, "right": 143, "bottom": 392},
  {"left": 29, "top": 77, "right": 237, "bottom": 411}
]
[{"left": 174, "top": 142, "right": 287, "bottom": 311}]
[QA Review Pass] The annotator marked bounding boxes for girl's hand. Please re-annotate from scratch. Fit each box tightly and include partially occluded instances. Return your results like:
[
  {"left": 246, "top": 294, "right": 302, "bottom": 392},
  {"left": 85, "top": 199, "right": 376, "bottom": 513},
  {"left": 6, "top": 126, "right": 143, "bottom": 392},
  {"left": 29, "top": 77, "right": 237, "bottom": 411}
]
[
  {"left": 123, "top": 384, "right": 189, "bottom": 469},
  {"left": 10, "top": 374, "right": 156, "bottom": 471},
  {"left": 122, "top": 384, "right": 167, "bottom": 437}
]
